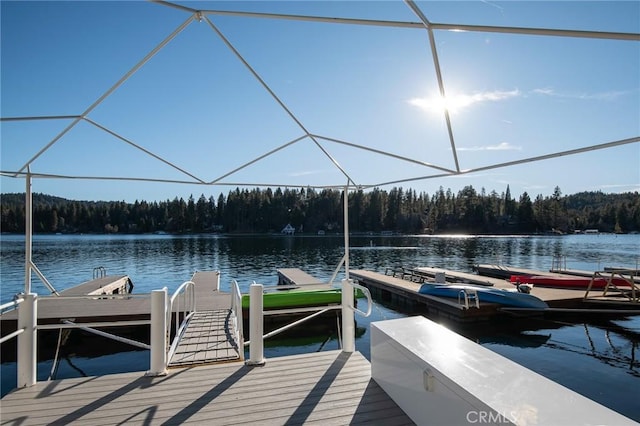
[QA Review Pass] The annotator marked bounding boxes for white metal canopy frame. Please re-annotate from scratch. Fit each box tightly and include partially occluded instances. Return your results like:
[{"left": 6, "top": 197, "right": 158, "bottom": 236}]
[{"left": 1, "top": 0, "right": 638, "bottom": 190}]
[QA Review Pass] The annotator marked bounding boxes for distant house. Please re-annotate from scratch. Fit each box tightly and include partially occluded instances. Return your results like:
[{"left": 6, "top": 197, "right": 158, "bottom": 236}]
[{"left": 281, "top": 223, "right": 295, "bottom": 235}]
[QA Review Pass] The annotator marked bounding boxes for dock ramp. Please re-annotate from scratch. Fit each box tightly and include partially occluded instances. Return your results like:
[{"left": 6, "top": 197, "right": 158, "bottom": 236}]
[
  {"left": 168, "top": 309, "right": 242, "bottom": 367},
  {"left": 167, "top": 271, "right": 243, "bottom": 367}
]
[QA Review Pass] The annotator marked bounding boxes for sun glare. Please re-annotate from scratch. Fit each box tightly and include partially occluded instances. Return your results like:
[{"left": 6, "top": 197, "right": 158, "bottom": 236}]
[
  {"left": 409, "top": 89, "right": 520, "bottom": 116},
  {"left": 409, "top": 93, "right": 470, "bottom": 115}
]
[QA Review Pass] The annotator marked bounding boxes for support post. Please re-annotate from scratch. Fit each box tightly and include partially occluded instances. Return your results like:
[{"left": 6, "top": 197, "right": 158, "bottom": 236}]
[
  {"left": 343, "top": 183, "right": 350, "bottom": 280},
  {"left": 17, "top": 293, "right": 37, "bottom": 388},
  {"left": 25, "top": 171, "right": 32, "bottom": 294},
  {"left": 341, "top": 183, "right": 355, "bottom": 353},
  {"left": 341, "top": 278, "right": 355, "bottom": 353},
  {"left": 247, "top": 283, "right": 265, "bottom": 365},
  {"left": 147, "top": 288, "right": 167, "bottom": 376}
]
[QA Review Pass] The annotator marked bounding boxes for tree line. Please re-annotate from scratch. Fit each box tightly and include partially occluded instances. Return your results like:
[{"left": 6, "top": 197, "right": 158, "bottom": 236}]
[{"left": 1, "top": 186, "right": 639, "bottom": 235}]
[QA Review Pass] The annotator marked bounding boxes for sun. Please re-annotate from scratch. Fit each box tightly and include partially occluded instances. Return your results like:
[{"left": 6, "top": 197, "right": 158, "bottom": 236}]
[
  {"left": 408, "top": 93, "right": 471, "bottom": 115},
  {"left": 409, "top": 89, "right": 520, "bottom": 116}
]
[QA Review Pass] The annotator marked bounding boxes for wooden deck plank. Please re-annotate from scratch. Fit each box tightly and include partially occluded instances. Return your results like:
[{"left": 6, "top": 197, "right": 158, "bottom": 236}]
[{"left": 1, "top": 350, "right": 413, "bottom": 425}]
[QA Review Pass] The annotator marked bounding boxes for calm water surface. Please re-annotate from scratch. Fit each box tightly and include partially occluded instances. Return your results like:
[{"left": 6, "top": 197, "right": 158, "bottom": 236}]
[{"left": 1, "top": 233, "right": 639, "bottom": 420}]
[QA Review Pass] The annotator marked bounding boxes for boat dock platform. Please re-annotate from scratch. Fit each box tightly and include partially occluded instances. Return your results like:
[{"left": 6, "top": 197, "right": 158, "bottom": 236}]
[
  {"left": 59, "top": 273, "right": 134, "bottom": 296},
  {"left": 351, "top": 267, "right": 639, "bottom": 322},
  {"left": 475, "top": 263, "right": 640, "bottom": 284},
  {"left": 0, "top": 350, "right": 411, "bottom": 425},
  {"left": 276, "top": 268, "right": 325, "bottom": 286},
  {"left": 1, "top": 272, "right": 229, "bottom": 328},
  {"left": 350, "top": 269, "right": 503, "bottom": 322},
  {"left": 3, "top": 320, "right": 634, "bottom": 426},
  {"left": 1, "top": 271, "right": 238, "bottom": 366}
]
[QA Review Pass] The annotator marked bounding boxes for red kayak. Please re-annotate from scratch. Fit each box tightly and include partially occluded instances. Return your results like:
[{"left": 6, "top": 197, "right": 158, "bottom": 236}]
[{"left": 510, "top": 275, "right": 631, "bottom": 290}]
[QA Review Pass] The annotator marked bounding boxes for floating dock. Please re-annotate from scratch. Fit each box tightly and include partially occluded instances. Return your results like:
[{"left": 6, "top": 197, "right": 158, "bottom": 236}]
[
  {"left": 350, "top": 269, "right": 502, "bottom": 322},
  {"left": 276, "top": 268, "right": 325, "bottom": 286},
  {"left": 59, "top": 274, "right": 134, "bottom": 296},
  {"left": 475, "top": 264, "right": 640, "bottom": 284},
  {"left": 351, "top": 267, "right": 640, "bottom": 322},
  {"left": 0, "top": 271, "right": 237, "bottom": 365}
]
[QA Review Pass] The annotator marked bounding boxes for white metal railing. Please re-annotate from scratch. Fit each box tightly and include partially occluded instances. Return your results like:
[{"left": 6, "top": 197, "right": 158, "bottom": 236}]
[
  {"left": 348, "top": 281, "right": 373, "bottom": 317},
  {"left": 0, "top": 297, "right": 26, "bottom": 344},
  {"left": 245, "top": 278, "right": 373, "bottom": 365},
  {"left": 1, "top": 289, "right": 174, "bottom": 389},
  {"left": 230, "top": 279, "right": 244, "bottom": 353},
  {"left": 0, "top": 293, "right": 37, "bottom": 388},
  {"left": 166, "top": 281, "right": 196, "bottom": 364}
]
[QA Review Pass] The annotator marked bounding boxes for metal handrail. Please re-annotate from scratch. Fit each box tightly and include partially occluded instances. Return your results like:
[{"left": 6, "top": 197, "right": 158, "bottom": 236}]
[
  {"left": 349, "top": 282, "right": 372, "bottom": 317},
  {"left": 457, "top": 288, "right": 480, "bottom": 310},
  {"left": 0, "top": 297, "right": 25, "bottom": 344},
  {"left": 551, "top": 255, "right": 567, "bottom": 271},
  {"left": 38, "top": 293, "right": 149, "bottom": 301},
  {"left": 244, "top": 305, "right": 343, "bottom": 347},
  {"left": 244, "top": 280, "right": 372, "bottom": 349},
  {"left": 166, "top": 281, "right": 196, "bottom": 362},
  {"left": 93, "top": 266, "right": 107, "bottom": 279},
  {"left": 37, "top": 294, "right": 153, "bottom": 347},
  {"left": 230, "top": 280, "right": 244, "bottom": 352},
  {"left": 0, "top": 296, "right": 24, "bottom": 315}
]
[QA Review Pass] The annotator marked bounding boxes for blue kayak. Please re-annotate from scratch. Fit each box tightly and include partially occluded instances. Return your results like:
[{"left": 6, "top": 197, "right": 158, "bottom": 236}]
[{"left": 419, "top": 283, "right": 548, "bottom": 309}]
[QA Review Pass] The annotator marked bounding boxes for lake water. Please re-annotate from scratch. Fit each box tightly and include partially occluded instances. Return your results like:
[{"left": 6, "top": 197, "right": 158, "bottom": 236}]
[{"left": 1, "top": 233, "right": 639, "bottom": 420}]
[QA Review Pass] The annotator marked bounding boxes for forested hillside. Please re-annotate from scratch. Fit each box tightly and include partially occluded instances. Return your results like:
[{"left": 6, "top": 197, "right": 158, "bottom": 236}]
[{"left": 1, "top": 186, "right": 639, "bottom": 235}]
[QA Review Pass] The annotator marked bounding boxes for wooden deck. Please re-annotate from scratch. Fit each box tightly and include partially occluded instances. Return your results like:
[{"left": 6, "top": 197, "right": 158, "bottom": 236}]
[{"left": 0, "top": 350, "right": 413, "bottom": 425}]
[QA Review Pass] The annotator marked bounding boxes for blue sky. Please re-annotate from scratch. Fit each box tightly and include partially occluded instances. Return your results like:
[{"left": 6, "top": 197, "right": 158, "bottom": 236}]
[{"left": 1, "top": 1, "right": 639, "bottom": 203}]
